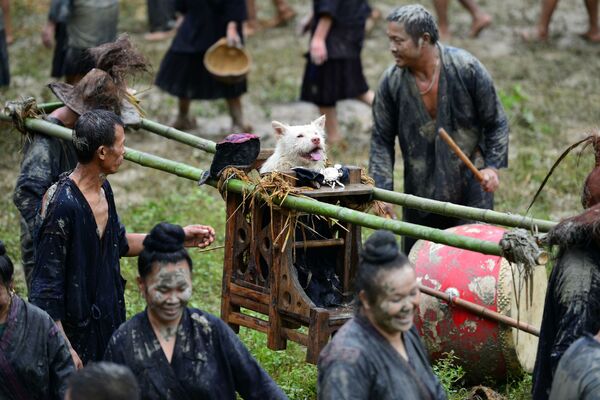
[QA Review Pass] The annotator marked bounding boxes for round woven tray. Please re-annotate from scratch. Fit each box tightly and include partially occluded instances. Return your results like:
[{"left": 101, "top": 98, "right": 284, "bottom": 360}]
[{"left": 204, "top": 38, "right": 251, "bottom": 84}]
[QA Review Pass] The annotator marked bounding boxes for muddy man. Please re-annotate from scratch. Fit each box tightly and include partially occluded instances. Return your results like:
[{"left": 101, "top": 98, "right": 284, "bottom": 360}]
[{"left": 368, "top": 4, "right": 509, "bottom": 253}]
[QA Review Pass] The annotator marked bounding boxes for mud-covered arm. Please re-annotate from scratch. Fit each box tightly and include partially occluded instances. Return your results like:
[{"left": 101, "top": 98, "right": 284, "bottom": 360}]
[
  {"left": 369, "top": 69, "right": 399, "bottom": 191},
  {"left": 13, "top": 136, "right": 63, "bottom": 234},
  {"left": 47, "top": 319, "right": 75, "bottom": 400},
  {"left": 217, "top": 319, "right": 287, "bottom": 399},
  {"left": 470, "top": 59, "right": 509, "bottom": 170}
]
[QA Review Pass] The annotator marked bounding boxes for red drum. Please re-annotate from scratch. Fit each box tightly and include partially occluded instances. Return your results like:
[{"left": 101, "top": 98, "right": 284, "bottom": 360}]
[{"left": 409, "top": 224, "right": 547, "bottom": 383}]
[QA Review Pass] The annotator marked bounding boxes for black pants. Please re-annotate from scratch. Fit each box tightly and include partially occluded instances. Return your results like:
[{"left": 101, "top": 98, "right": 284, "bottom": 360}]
[{"left": 147, "top": 0, "right": 176, "bottom": 32}]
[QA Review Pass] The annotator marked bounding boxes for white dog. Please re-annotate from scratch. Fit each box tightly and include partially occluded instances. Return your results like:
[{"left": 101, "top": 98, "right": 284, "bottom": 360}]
[{"left": 260, "top": 115, "right": 327, "bottom": 173}]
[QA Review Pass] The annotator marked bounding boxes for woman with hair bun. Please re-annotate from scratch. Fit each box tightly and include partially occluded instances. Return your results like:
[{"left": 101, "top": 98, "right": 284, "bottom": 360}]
[
  {"left": 318, "top": 230, "right": 446, "bottom": 400},
  {"left": 104, "top": 222, "right": 286, "bottom": 400},
  {"left": 0, "top": 240, "right": 74, "bottom": 399}
]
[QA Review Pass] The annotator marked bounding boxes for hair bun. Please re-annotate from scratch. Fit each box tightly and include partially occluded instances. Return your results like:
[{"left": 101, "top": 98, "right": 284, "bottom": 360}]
[
  {"left": 0, "top": 241, "right": 6, "bottom": 256},
  {"left": 143, "top": 222, "right": 185, "bottom": 253},
  {"left": 361, "top": 230, "right": 399, "bottom": 264}
]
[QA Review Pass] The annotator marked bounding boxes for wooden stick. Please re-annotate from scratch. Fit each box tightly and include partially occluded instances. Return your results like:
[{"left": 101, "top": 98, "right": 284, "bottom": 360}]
[
  {"left": 196, "top": 245, "right": 225, "bottom": 253},
  {"left": 438, "top": 128, "right": 485, "bottom": 183},
  {"left": 419, "top": 284, "right": 540, "bottom": 337}
]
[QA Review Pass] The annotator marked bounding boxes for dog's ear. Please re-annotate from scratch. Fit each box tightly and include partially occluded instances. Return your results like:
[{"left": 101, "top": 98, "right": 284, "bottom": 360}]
[
  {"left": 271, "top": 121, "right": 288, "bottom": 139},
  {"left": 312, "top": 115, "right": 326, "bottom": 131}
]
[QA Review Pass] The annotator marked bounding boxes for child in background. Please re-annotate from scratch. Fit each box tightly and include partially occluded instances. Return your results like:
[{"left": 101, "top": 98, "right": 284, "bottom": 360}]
[{"left": 300, "top": 0, "right": 374, "bottom": 146}]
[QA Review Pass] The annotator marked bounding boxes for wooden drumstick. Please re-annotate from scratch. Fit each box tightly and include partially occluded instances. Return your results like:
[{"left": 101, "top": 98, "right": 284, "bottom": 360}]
[{"left": 438, "top": 128, "right": 485, "bottom": 183}]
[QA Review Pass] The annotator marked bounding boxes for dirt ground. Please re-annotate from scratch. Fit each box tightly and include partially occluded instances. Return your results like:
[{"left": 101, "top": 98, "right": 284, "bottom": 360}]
[{"left": 0, "top": 0, "right": 599, "bottom": 395}]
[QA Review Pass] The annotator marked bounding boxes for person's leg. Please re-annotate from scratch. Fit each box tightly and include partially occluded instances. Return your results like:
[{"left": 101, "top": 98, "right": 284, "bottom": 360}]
[
  {"left": 173, "top": 98, "right": 196, "bottom": 130},
  {"left": 273, "top": 0, "right": 295, "bottom": 21},
  {"left": 432, "top": 0, "right": 452, "bottom": 40},
  {"left": 583, "top": 0, "right": 600, "bottom": 41},
  {"left": 260, "top": 0, "right": 295, "bottom": 28},
  {"left": 318, "top": 106, "right": 342, "bottom": 144},
  {"left": 227, "top": 96, "right": 250, "bottom": 132},
  {"left": 356, "top": 90, "right": 374, "bottom": 107},
  {"left": 145, "top": 0, "right": 177, "bottom": 40},
  {"left": 538, "top": 0, "right": 560, "bottom": 39},
  {"left": 244, "top": 0, "right": 260, "bottom": 35},
  {"left": 458, "top": 0, "right": 492, "bottom": 37}
]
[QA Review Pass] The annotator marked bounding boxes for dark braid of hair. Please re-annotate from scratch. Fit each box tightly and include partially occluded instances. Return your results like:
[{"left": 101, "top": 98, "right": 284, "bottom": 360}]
[
  {"left": 0, "top": 240, "right": 14, "bottom": 286},
  {"left": 355, "top": 230, "right": 411, "bottom": 307},
  {"left": 138, "top": 222, "right": 192, "bottom": 279}
]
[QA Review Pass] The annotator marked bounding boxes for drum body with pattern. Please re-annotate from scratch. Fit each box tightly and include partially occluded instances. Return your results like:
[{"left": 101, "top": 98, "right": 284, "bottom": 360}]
[{"left": 409, "top": 224, "right": 547, "bottom": 383}]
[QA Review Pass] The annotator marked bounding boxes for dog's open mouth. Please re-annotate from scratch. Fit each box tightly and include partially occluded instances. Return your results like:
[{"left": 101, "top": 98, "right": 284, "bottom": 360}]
[{"left": 301, "top": 147, "right": 323, "bottom": 162}]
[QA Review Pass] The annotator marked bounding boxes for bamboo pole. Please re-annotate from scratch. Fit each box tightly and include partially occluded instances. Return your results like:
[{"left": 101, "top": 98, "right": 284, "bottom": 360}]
[
  {"left": 3, "top": 113, "right": 556, "bottom": 234},
  {"left": 139, "top": 118, "right": 217, "bottom": 154},
  {"left": 372, "top": 189, "right": 556, "bottom": 232},
  {"left": 36, "top": 102, "right": 63, "bottom": 113},
  {"left": 419, "top": 284, "right": 540, "bottom": 336},
  {"left": 2, "top": 115, "right": 509, "bottom": 256},
  {"left": 132, "top": 115, "right": 557, "bottom": 232},
  {"left": 35, "top": 102, "right": 218, "bottom": 154}
]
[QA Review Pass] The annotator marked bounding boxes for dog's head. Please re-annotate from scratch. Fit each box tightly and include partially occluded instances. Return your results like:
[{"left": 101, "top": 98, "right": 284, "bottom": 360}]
[{"left": 271, "top": 115, "right": 326, "bottom": 164}]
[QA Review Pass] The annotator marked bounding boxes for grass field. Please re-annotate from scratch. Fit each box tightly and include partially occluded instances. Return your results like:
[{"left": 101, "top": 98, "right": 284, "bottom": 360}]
[{"left": 1, "top": 0, "right": 600, "bottom": 398}]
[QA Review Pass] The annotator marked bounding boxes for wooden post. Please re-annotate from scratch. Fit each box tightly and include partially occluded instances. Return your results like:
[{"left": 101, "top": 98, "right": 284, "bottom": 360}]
[
  {"left": 221, "top": 193, "right": 242, "bottom": 332},
  {"left": 307, "top": 308, "right": 331, "bottom": 364}
]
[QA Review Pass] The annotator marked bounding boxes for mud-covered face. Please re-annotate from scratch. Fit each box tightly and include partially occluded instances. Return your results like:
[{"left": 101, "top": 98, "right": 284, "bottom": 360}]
[
  {"left": 141, "top": 260, "right": 192, "bottom": 323},
  {"left": 387, "top": 21, "right": 423, "bottom": 68},
  {"left": 365, "top": 267, "right": 420, "bottom": 334}
]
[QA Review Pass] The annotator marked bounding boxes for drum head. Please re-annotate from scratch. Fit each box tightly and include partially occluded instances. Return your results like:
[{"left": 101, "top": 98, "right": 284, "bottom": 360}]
[{"left": 498, "top": 257, "right": 547, "bottom": 373}]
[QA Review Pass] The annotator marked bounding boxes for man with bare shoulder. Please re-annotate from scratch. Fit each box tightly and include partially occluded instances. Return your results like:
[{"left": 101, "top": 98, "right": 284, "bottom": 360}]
[
  {"left": 368, "top": 4, "right": 509, "bottom": 253},
  {"left": 29, "top": 109, "right": 215, "bottom": 368}
]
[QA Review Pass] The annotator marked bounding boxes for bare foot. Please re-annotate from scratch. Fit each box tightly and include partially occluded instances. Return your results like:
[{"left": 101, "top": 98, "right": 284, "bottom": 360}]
[
  {"left": 469, "top": 14, "right": 492, "bottom": 38},
  {"left": 519, "top": 27, "right": 549, "bottom": 43},
  {"left": 144, "top": 30, "right": 175, "bottom": 42},
  {"left": 231, "top": 123, "right": 253, "bottom": 134},
  {"left": 278, "top": 7, "right": 296, "bottom": 24},
  {"left": 244, "top": 20, "right": 261, "bottom": 36},
  {"left": 6, "top": 34, "right": 14, "bottom": 45},
  {"left": 171, "top": 115, "right": 197, "bottom": 131},
  {"left": 262, "top": 7, "right": 296, "bottom": 29},
  {"left": 580, "top": 30, "right": 600, "bottom": 43}
]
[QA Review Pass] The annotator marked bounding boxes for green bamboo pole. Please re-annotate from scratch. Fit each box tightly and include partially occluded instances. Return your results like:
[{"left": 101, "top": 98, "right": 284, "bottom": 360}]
[
  {"left": 3, "top": 115, "right": 506, "bottom": 256},
  {"left": 35, "top": 102, "right": 218, "bottom": 154},
  {"left": 25, "top": 105, "right": 558, "bottom": 231},
  {"left": 137, "top": 121, "right": 557, "bottom": 232},
  {"left": 373, "top": 188, "right": 556, "bottom": 232},
  {"left": 36, "top": 102, "right": 63, "bottom": 113},
  {"left": 139, "top": 118, "right": 216, "bottom": 154}
]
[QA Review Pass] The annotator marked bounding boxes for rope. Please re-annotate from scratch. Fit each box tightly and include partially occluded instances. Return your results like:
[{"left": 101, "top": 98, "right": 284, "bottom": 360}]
[
  {"left": 3, "top": 97, "right": 41, "bottom": 134},
  {"left": 499, "top": 228, "right": 546, "bottom": 267}
]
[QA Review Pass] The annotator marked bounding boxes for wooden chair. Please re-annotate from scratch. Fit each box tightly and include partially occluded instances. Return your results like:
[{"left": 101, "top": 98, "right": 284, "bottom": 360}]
[{"left": 220, "top": 166, "right": 373, "bottom": 363}]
